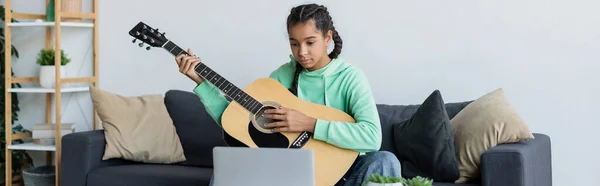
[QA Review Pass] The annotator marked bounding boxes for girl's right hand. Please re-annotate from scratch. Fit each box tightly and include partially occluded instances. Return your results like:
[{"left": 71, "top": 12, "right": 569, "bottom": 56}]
[{"left": 175, "top": 48, "right": 204, "bottom": 84}]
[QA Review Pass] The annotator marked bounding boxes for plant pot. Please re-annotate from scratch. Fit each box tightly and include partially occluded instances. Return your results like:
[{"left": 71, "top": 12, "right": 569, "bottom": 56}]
[
  {"left": 39, "top": 65, "right": 66, "bottom": 88},
  {"left": 364, "top": 182, "right": 404, "bottom": 186},
  {"left": 22, "top": 165, "right": 55, "bottom": 186}
]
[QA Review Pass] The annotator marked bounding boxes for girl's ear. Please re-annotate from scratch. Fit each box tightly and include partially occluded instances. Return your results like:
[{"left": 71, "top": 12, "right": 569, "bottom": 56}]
[{"left": 325, "top": 30, "right": 333, "bottom": 45}]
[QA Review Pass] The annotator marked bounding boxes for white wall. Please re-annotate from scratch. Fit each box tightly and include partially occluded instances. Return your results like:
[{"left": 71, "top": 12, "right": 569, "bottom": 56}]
[{"left": 4, "top": 0, "right": 599, "bottom": 185}]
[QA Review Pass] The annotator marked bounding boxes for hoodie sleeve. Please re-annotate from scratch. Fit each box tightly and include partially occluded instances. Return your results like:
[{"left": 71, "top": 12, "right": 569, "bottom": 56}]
[
  {"left": 312, "top": 69, "right": 382, "bottom": 153},
  {"left": 193, "top": 81, "right": 230, "bottom": 126}
]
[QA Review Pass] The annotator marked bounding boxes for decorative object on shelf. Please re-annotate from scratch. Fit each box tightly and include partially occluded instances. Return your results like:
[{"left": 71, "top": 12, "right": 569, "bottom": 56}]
[
  {"left": 46, "top": 0, "right": 54, "bottom": 22},
  {"left": 22, "top": 165, "right": 55, "bottom": 186},
  {"left": 32, "top": 123, "right": 75, "bottom": 145},
  {"left": 36, "top": 48, "right": 71, "bottom": 88},
  {"left": 0, "top": 5, "right": 34, "bottom": 184},
  {"left": 46, "top": 0, "right": 83, "bottom": 22},
  {"left": 61, "top": 0, "right": 82, "bottom": 22}
]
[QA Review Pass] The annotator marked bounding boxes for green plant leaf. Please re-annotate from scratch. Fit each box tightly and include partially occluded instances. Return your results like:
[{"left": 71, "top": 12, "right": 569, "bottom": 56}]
[
  {"left": 36, "top": 48, "right": 71, "bottom": 66},
  {"left": 363, "top": 173, "right": 407, "bottom": 185}
]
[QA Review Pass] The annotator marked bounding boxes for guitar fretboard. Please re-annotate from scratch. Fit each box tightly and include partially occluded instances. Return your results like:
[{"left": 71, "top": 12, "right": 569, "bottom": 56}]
[{"left": 163, "top": 41, "right": 263, "bottom": 114}]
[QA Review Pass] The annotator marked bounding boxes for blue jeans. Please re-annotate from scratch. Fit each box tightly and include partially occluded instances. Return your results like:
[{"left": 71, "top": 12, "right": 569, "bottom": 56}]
[{"left": 209, "top": 151, "right": 402, "bottom": 186}]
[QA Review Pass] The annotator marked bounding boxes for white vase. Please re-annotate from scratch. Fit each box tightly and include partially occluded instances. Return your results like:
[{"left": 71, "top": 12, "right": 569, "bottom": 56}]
[
  {"left": 364, "top": 182, "right": 404, "bottom": 186},
  {"left": 39, "top": 65, "right": 66, "bottom": 88}
]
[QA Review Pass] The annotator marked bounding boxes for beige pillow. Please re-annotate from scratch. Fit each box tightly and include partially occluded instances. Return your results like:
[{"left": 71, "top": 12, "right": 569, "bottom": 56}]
[
  {"left": 89, "top": 86, "right": 186, "bottom": 164},
  {"left": 450, "top": 88, "right": 534, "bottom": 183}
]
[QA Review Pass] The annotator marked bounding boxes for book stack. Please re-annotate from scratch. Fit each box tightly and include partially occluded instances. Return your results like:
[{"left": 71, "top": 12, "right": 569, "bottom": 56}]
[{"left": 32, "top": 123, "right": 75, "bottom": 145}]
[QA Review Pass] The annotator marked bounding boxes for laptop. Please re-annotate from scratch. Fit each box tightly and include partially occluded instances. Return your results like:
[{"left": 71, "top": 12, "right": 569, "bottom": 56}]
[{"left": 212, "top": 146, "right": 315, "bottom": 186}]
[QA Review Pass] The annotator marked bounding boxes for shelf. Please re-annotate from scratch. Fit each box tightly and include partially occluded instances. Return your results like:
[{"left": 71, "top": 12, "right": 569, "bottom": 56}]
[
  {"left": 8, "top": 142, "right": 56, "bottom": 151},
  {"left": 7, "top": 21, "right": 94, "bottom": 28},
  {"left": 8, "top": 86, "right": 89, "bottom": 93}
]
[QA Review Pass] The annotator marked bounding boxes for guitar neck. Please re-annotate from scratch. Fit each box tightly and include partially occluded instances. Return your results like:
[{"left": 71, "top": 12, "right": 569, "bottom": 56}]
[{"left": 162, "top": 40, "right": 263, "bottom": 114}]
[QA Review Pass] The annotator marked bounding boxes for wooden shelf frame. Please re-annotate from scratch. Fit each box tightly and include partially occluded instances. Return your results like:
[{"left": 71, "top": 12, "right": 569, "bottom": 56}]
[{"left": 4, "top": 0, "right": 99, "bottom": 185}]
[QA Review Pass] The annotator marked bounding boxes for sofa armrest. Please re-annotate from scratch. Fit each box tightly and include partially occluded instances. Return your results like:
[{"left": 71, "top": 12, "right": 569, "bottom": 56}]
[
  {"left": 60, "top": 130, "right": 134, "bottom": 186},
  {"left": 480, "top": 133, "right": 552, "bottom": 186}
]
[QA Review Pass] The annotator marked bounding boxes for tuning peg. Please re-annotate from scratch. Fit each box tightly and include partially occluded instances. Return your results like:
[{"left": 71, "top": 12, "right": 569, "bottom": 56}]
[
  {"left": 138, "top": 43, "right": 144, "bottom": 47},
  {"left": 146, "top": 46, "right": 151, "bottom": 50},
  {"left": 132, "top": 39, "right": 137, "bottom": 43}
]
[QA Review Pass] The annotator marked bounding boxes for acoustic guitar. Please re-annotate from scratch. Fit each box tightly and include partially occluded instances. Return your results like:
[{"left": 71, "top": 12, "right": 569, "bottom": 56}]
[{"left": 128, "top": 21, "right": 359, "bottom": 186}]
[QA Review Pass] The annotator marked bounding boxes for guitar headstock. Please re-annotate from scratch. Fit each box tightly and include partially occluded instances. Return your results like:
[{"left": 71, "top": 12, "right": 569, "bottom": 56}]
[{"left": 128, "top": 21, "right": 168, "bottom": 50}]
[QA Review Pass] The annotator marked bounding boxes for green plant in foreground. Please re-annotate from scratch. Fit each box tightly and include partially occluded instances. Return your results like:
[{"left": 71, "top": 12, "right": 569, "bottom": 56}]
[
  {"left": 36, "top": 48, "right": 71, "bottom": 66},
  {"left": 364, "top": 173, "right": 406, "bottom": 184},
  {"left": 363, "top": 174, "right": 433, "bottom": 186},
  {"left": 405, "top": 176, "right": 434, "bottom": 186}
]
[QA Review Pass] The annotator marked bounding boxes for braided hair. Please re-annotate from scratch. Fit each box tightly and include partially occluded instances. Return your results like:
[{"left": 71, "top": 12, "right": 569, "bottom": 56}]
[{"left": 286, "top": 3, "right": 343, "bottom": 96}]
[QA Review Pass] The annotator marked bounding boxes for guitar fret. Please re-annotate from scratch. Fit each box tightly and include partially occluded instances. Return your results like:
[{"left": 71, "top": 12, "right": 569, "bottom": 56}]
[
  {"left": 241, "top": 94, "right": 251, "bottom": 107},
  {"left": 217, "top": 78, "right": 227, "bottom": 89},
  {"left": 175, "top": 48, "right": 184, "bottom": 56},
  {"left": 247, "top": 100, "right": 258, "bottom": 112},
  {"left": 215, "top": 77, "right": 225, "bottom": 88},
  {"left": 230, "top": 87, "right": 241, "bottom": 99},
  {"left": 249, "top": 101, "right": 261, "bottom": 113},
  {"left": 206, "top": 71, "right": 216, "bottom": 82}
]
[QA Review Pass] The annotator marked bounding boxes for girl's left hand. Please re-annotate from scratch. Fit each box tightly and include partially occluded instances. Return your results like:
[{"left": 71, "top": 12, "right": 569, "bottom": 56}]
[{"left": 263, "top": 106, "right": 317, "bottom": 133}]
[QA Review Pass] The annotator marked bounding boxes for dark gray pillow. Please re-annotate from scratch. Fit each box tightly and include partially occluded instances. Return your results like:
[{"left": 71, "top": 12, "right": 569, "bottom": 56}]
[
  {"left": 392, "top": 90, "right": 459, "bottom": 182},
  {"left": 163, "top": 89, "right": 228, "bottom": 168}
]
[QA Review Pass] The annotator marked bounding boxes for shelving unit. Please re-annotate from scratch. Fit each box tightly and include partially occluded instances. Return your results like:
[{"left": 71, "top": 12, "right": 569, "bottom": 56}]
[{"left": 3, "top": 0, "right": 99, "bottom": 185}]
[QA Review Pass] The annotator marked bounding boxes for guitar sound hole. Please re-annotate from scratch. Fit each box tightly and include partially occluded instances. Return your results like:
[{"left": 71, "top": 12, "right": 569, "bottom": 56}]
[
  {"left": 255, "top": 106, "right": 278, "bottom": 131},
  {"left": 247, "top": 104, "right": 289, "bottom": 148},
  {"left": 248, "top": 121, "right": 289, "bottom": 148}
]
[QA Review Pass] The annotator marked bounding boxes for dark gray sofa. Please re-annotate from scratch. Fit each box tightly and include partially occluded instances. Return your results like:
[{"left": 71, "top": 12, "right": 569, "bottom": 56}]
[{"left": 60, "top": 89, "right": 552, "bottom": 186}]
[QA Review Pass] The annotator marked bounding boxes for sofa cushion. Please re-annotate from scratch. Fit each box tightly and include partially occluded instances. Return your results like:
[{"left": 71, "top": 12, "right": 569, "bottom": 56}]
[
  {"left": 87, "top": 164, "right": 212, "bottom": 186},
  {"left": 164, "top": 90, "right": 228, "bottom": 168},
  {"left": 376, "top": 101, "right": 471, "bottom": 153},
  {"left": 392, "top": 90, "right": 460, "bottom": 182},
  {"left": 451, "top": 88, "right": 535, "bottom": 183},
  {"left": 89, "top": 86, "right": 186, "bottom": 164}
]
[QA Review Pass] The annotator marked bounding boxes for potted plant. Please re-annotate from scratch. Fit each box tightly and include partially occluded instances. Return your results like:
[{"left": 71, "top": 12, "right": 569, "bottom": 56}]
[
  {"left": 363, "top": 174, "right": 433, "bottom": 186},
  {"left": 36, "top": 48, "right": 70, "bottom": 88},
  {"left": 363, "top": 174, "right": 406, "bottom": 186}
]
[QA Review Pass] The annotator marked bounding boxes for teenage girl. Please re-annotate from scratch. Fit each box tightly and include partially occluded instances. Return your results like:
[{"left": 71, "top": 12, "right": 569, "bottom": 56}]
[{"left": 175, "top": 3, "right": 402, "bottom": 186}]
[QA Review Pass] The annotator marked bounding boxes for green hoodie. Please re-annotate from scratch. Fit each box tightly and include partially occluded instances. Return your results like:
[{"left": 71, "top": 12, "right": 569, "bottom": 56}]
[{"left": 192, "top": 55, "right": 382, "bottom": 154}]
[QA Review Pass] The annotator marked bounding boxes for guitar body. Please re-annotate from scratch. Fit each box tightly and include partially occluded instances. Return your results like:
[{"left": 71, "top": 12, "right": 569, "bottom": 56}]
[{"left": 221, "top": 78, "right": 359, "bottom": 186}]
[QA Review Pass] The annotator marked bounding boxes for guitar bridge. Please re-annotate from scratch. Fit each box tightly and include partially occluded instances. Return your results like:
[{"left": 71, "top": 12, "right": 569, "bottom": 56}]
[{"left": 290, "top": 131, "right": 311, "bottom": 148}]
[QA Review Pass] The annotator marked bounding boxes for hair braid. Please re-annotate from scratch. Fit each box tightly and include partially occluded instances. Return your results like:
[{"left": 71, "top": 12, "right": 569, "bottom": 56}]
[
  {"left": 326, "top": 9, "right": 343, "bottom": 59},
  {"left": 289, "top": 62, "right": 303, "bottom": 96}
]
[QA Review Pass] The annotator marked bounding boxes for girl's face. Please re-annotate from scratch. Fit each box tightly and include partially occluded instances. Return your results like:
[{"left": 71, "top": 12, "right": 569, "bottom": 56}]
[{"left": 288, "top": 19, "right": 332, "bottom": 72}]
